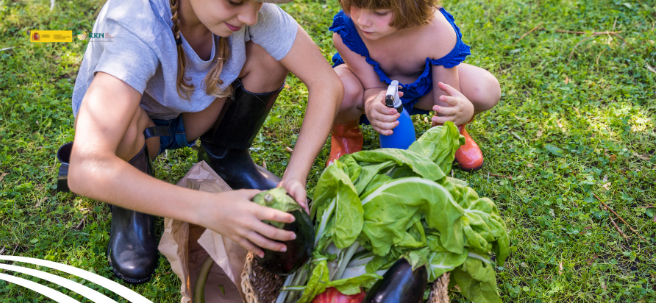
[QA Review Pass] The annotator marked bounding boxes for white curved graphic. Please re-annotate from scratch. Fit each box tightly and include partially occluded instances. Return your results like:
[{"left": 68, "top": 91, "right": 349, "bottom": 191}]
[
  {"left": 0, "top": 255, "right": 151, "bottom": 302},
  {"left": 0, "top": 263, "right": 117, "bottom": 303},
  {"left": 0, "top": 272, "right": 79, "bottom": 303}
]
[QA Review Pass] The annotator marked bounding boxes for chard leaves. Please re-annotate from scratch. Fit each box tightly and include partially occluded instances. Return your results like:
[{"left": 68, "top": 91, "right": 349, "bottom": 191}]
[
  {"left": 297, "top": 260, "right": 330, "bottom": 303},
  {"left": 426, "top": 250, "right": 469, "bottom": 281},
  {"left": 451, "top": 257, "right": 502, "bottom": 303},
  {"left": 326, "top": 273, "right": 382, "bottom": 295},
  {"left": 312, "top": 162, "right": 363, "bottom": 249},
  {"left": 359, "top": 177, "right": 465, "bottom": 255},
  {"left": 409, "top": 121, "right": 464, "bottom": 174},
  {"left": 303, "top": 122, "right": 509, "bottom": 303}
]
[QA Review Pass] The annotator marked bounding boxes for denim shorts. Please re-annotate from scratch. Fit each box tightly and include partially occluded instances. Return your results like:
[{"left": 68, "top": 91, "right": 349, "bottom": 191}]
[{"left": 152, "top": 115, "right": 195, "bottom": 155}]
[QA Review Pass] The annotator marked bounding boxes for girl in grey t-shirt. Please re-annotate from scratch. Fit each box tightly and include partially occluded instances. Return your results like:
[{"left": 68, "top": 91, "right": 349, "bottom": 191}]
[{"left": 62, "top": 0, "right": 343, "bottom": 283}]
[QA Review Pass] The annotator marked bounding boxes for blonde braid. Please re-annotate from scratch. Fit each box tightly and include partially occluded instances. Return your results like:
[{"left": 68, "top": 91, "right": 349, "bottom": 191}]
[
  {"left": 202, "top": 37, "right": 232, "bottom": 98},
  {"left": 170, "top": 0, "right": 194, "bottom": 99}
]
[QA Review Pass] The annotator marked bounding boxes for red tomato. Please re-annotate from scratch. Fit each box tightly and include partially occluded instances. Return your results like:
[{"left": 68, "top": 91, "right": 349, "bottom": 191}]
[{"left": 312, "top": 287, "right": 366, "bottom": 303}]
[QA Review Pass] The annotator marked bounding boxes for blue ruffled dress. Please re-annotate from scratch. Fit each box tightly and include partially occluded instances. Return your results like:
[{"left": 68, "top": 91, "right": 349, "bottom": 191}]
[{"left": 330, "top": 8, "right": 471, "bottom": 124}]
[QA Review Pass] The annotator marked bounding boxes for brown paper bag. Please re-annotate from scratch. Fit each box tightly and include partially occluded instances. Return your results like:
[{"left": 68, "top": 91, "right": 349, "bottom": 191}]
[{"left": 158, "top": 161, "right": 247, "bottom": 303}]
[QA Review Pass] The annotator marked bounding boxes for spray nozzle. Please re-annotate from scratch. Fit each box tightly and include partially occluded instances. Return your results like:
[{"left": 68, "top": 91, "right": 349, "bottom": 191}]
[{"left": 385, "top": 80, "right": 403, "bottom": 113}]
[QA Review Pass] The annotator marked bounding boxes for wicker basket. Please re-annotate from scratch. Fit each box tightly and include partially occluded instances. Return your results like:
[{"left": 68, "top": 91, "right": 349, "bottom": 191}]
[{"left": 240, "top": 252, "right": 451, "bottom": 303}]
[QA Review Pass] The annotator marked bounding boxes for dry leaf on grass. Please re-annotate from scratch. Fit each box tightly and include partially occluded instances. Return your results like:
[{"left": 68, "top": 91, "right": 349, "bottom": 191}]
[
  {"left": 35, "top": 197, "right": 47, "bottom": 208},
  {"left": 633, "top": 152, "right": 650, "bottom": 161},
  {"left": 602, "top": 183, "right": 611, "bottom": 190},
  {"left": 0, "top": 172, "right": 7, "bottom": 182}
]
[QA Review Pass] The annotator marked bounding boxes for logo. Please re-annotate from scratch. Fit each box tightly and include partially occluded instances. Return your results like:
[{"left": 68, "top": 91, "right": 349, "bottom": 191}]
[
  {"left": 28, "top": 30, "right": 73, "bottom": 42},
  {"left": 0, "top": 255, "right": 152, "bottom": 302},
  {"left": 85, "top": 32, "right": 115, "bottom": 42},
  {"left": 78, "top": 32, "right": 87, "bottom": 40}
]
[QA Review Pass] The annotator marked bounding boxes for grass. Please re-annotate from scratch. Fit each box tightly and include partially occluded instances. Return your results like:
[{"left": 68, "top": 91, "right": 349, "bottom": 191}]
[{"left": 0, "top": 0, "right": 655, "bottom": 302}]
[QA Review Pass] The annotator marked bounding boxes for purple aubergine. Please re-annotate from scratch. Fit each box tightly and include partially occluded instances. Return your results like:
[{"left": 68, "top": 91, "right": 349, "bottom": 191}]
[
  {"left": 363, "top": 258, "right": 428, "bottom": 303},
  {"left": 255, "top": 209, "right": 314, "bottom": 275}
]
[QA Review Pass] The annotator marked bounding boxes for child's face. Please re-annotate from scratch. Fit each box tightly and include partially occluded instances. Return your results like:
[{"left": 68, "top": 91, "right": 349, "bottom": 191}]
[
  {"left": 348, "top": 6, "right": 397, "bottom": 40},
  {"left": 190, "top": 0, "right": 263, "bottom": 37}
]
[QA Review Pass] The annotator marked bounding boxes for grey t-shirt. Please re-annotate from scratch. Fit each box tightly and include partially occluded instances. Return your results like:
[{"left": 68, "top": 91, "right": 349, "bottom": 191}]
[{"left": 72, "top": 0, "right": 298, "bottom": 120}]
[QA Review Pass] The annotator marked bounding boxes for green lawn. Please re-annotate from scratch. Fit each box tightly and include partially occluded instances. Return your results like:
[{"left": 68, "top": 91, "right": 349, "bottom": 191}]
[{"left": 1, "top": 0, "right": 655, "bottom": 302}]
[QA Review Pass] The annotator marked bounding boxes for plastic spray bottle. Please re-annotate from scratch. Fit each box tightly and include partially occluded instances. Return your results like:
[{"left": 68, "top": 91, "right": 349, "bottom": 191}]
[{"left": 379, "top": 80, "right": 416, "bottom": 149}]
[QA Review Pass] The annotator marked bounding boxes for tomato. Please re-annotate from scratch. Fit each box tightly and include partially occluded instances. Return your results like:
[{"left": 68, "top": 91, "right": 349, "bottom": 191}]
[{"left": 312, "top": 287, "right": 366, "bottom": 303}]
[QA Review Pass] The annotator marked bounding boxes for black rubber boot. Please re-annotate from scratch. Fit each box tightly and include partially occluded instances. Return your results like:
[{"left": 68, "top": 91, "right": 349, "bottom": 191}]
[
  {"left": 106, "top": 143, "right": 159, "bottom": 284},
  {"left": 198, "top": 81, "right": 283, "bottom": 190},
  {"left": 56, "top": 126, "right": 169, "bottom": 284}
]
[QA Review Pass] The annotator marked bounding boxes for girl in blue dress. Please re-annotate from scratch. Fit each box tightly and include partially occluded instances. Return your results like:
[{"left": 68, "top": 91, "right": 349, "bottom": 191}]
[{"left": 327, "top": 0, "right": 501, "bottom": 171}]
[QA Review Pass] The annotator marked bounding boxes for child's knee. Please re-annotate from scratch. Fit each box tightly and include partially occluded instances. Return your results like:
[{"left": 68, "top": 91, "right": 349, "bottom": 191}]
[
  {"left": 473, "top": 73, "right": 501, "bottom": 112},
  {"left": 335, "top": 67, "right": 364, "bottom": 110},
  {"left": 242, "top": 42, "right": 288, "bottom": 92},
  {"left": 117, "top": 108, "right": 152, "bottom": 160}
]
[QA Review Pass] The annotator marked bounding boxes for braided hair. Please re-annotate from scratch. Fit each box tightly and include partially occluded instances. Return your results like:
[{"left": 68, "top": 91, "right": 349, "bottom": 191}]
[{"left": 170, "top": 0, "right": 232, "bottom": 100}]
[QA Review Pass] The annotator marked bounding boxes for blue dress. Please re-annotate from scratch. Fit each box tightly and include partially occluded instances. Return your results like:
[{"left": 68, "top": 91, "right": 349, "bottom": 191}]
[{"left": 329, "top": 8, "right": 471, "bottom": 124}]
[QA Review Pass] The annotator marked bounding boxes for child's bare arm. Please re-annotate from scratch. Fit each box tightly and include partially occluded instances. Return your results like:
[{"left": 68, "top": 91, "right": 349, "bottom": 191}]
[
  {"left": 70, "top": 72, "right": 295, "bottom": 256},
  {"left": 333, "top": 33, "right": 385, "bottom": 91},
  {"left": 428, "top": 13, "right": 474, "bottom": 125},
  {"left": 431, "top": 66, "right": 474, "bottom": 125},
  {"left": 278, "top": 25, "right": 343, "bottom": 207},
  {"left": 333, "top": 33, "right": 399, "bottom": 134}
]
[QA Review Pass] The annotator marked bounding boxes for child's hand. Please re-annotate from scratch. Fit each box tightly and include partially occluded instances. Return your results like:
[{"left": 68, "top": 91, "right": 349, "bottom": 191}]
[
  {"left": 278, "top": 178, "right": 309, "bottom": 214},
  {"left": 432, "top": 82, "right": 475, "bottom": 126},
  {"left": 365, "top": 90, "right": 401, "bottom": 136},
  {"left": 199, "top": 189, "right": 297, "bottom": 258}
]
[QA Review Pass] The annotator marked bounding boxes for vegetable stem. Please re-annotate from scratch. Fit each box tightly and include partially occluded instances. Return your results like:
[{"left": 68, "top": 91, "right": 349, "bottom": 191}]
[
  {"left": 334, "top": 242, "right": 361, "bottom": 280},
  {"left": 193, "top": 256, "right": 215, "bottom": 303},
  {"left": 315, "top": 198, "right": 336, "bottom": 247},
  {"left": 281, "top": 286, "right": 307, "bottom": 291},
  {"left": 276, "top": 272, "right": 296, "bottom": 303}
]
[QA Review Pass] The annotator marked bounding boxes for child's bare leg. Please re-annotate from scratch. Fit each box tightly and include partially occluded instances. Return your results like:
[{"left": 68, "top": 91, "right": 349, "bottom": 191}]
[
  {"left": 184, "top": 42, "right": 287, "bottom": 144},
  {"left": 414, "top": 64, "right": 499, "bottom": 171},
  {"left": 414, "top": 63, "right": 500, "bottom": 117},
  {"left": 114, "top": 106, "right": 159, "bottom": 160},
  {"left": 457, "top": 63, "right": 501, "bottom": 115},
  {"left": 197, "top": 41, "right": 290, "bottom": 189},
  {"left": 333, "top": 64, "right": 365, "bottom": 124},
  {"left": 327, "top": 64, "right": 365, "bottom": 166},
  {"left": 239, "top": 41, "right": 289, "bottom": 93}
]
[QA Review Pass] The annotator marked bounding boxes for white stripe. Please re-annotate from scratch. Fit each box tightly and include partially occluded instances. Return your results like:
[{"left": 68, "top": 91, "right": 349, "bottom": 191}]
[
  {"left": 0, "top": 272, "right": 79, "bottom": 303},
  {"left": 0, "top": 263, "right": 117, "bottom": 303},
  {"left": 467, "top": 252, "right": 492, "bottom": 264},
  {"left": 430, "top": 264, "right": 455, "bottom": 270},
  {"left": 360, "top": 177, "right": 456, "bottom": 206},
  {"left": 465, "top": 209, "right": 489, "bottom": 216},
  {"left": 0, "top": 256, "right": 152, "bottom": 302},
  {"left": 314, "top": 198, "right": 336, "bottom": 247}
]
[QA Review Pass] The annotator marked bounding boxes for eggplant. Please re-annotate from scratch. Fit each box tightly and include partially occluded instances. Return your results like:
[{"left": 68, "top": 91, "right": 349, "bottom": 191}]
[
  {"left": 255, "top": 209, "right": 313, "bottom": 275},
  {"left": 362, "top": 258, "right": 428, "bottom": 303}
]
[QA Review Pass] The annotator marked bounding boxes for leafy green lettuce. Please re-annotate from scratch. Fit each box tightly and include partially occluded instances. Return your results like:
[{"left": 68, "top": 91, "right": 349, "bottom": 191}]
[
  {"left": 451, "top": 255, "right": 502, "bottom": 303},
  {"left": 284, "top": 122, "right": 508, "bottom": 303},
  {"left": 296, "top": 260, "right": 329, "bottom": 303}
]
